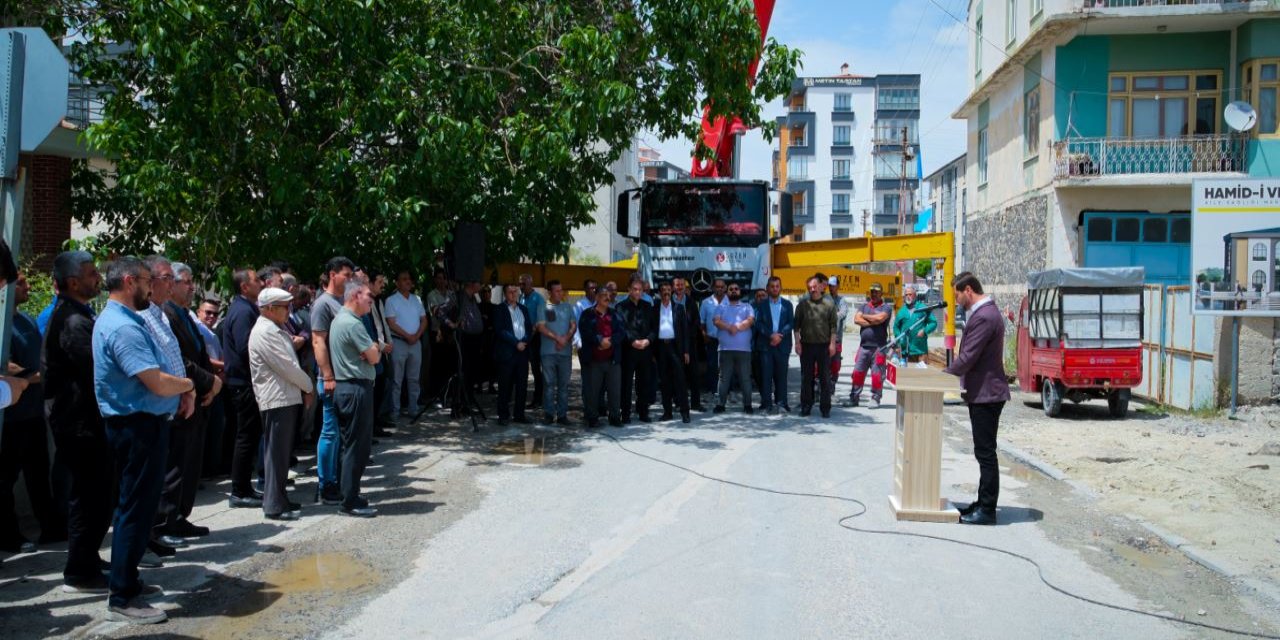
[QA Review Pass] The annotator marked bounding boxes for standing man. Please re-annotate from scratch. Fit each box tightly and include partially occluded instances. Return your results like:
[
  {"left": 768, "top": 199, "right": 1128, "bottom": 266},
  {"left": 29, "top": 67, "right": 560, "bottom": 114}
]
[
  {"left": 385, "top": 270, "right": 426, "bottom": 419},
  {"left": 493, "top": 284, "right": 533, "bottom": 425},
  {"left": 93, "top": 257, "right": 195, "bottom": 624},
  {"left": 794, "top": 276, "right": 839, "bottom": 418},
  {"left": 518, "top": 274, "right": 546, "bottom": 409},
  {"left": 616, "top": 280, "right": 655, "bottom": 423},
  {"left": 1, "top": 272, "right": 63, "bottom": 551},
  {"left": 356, "top": 269, "right": 394, "bottom": 434},
  {"left": 672, "top": 277, "right": 703, "bottom": 412},
  {"left": 698, "top": 278, "right": 727, "bottom": 406},
  {"left": 310, "top": 256, "right": 355, "bottom": 505},
  {"left": 754, "top": 276, "right": 794, "bottom": 414},
  {"left": 849, "top": 283, "right": 892, "bottom": 408},
  {"left": 893, "top": 286, "right": 937, "bottom": 363},
  {"left": 537, "top": 280, "right": 575, "bottom": 426},
  {"left": 455, "top": 280, "right": 486, "bottom": 415},
  {"left": 221, "top": 267, "right": 265, "bottom": 507},
  {"left": 153, "top": 259, "right": 221, "bottom": 544},
  {"left": 328, "top": 281, "right": 382, "bottom": 517},
  {"left": 572, "top": 279, "right": 597, "bottom": 367},
  {"left": 652, "top": 282, "right": 691, "bottom": 423},
  {"left": 712, "top": 283, "right": 754, "bottom": 414},
  {"left": 249, "top": 288, "right": 315, "bottom": 520},
  {"left": 943, "top": 273, "right": 1010, "bottom": 526},
  {"left": 45, "top": 251, "right": 110, "bottom": 593},
  {"left": 827, "top": 276, "right": 850, "bottom": 390},
  {"left": 578, "top": 288, "right": 623, "bottom": 428},
  {"left": 424, "top": 270, "right": 456, "bottom": 406}
]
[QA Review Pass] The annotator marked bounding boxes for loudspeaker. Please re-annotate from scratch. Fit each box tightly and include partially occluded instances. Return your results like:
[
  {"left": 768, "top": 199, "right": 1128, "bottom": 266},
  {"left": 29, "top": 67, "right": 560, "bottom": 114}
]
[{"left": 449, "top": 222, "right": 486, "bottom": 282}]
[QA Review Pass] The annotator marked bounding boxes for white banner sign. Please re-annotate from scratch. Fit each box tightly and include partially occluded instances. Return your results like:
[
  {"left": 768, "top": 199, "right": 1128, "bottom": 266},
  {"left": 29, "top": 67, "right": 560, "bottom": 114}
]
[{"left": 1191, "top": 178, "right": 1280, "bottom": 316}]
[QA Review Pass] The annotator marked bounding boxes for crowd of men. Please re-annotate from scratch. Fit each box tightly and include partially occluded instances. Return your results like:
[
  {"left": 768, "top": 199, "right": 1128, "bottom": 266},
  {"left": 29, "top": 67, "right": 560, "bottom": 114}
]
[{"left": 0, "top": 243, "right": 978, "bottom": 625}]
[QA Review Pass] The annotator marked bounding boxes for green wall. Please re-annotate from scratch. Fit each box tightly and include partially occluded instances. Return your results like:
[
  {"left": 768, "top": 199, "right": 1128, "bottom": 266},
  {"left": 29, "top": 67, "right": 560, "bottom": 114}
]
[
  {"left": 1249, "top": 140, "right": 1280, "bottom": 178},
  {"left": 1054, "top": 32, "right": 1233, "bottom": 139},
  {"left": 1238, "top": 19, "right": 1280, "bottom": 62}
]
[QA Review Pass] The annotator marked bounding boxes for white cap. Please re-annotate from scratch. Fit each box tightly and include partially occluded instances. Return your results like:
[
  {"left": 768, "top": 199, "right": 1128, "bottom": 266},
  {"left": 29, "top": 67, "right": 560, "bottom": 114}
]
[
  {"left": 257, "top": 287, "right": 294, "bottom": 307},
  {"left": 828, "top": 276, "right": 839, "bottom": 286}
]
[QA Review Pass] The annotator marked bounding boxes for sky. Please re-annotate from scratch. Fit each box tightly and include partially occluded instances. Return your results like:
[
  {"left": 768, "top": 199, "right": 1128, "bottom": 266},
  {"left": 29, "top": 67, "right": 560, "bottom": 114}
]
[{"left": 640, "top": 0, "right": 972, "bottom": 186}]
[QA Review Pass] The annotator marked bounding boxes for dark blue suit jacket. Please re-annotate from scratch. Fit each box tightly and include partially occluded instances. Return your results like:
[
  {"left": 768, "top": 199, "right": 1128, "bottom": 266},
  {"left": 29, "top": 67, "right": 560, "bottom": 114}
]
[
  {"left": 493, "top": 302, "right": 533, "bottom": 362},
  {"left": 753, "top": 297, "right": 795, "bottom": 353}
]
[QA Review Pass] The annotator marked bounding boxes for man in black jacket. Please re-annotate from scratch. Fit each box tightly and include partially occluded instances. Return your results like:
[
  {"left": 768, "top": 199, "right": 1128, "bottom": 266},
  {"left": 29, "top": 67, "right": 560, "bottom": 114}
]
[
  {"left": 43, "top": 251, "right": 111, "bottom": 593},
  {"left": 220, "top": 268, "right": 264, "bottom": 507},
  {"left": 615, "top": 280, "right": 655, "bottom": 423},
  {"left": 651, "top": 282, "right": 691, "bottom": 423},
  {"left": 154, "top": 261, "right": 222, "bottom": 543}
]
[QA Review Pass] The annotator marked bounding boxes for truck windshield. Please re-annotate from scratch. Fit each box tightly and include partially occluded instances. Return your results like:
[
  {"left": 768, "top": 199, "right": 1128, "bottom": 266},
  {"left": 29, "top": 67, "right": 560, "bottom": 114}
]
[{"left": 640, "top": 183, "right": 767, "bottom": 248}]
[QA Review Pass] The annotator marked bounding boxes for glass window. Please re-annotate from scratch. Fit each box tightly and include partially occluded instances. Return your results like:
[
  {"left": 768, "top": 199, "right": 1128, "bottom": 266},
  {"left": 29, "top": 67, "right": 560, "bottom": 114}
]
[
  {"left": 1111, "top": 71, "right": 1220, "bottom": 137},
  {"left": 1195, "top": 74, "right": 1218, "bottom": 90},
  {"left": 977, "top": 128, "right": 989, "bottom": 184},
  {"left": 1262, "top": 88, "right": 1277, "bottom": 136},
  {"left": 1263, "top": 64, "right": 1278, "bottom": 82},
  {"left": 1132, "top": 99, "right": 1160, "bottom": 137},
  {"left": 1087, "top": 218, "right": 1112, "bottom": 242},
  {"left": 1171, "top": 217, "right": 1191, "bottom": 243},
  {"left": 1024, "top": 88, "right": 1040, "bottom": 157},
  {"left": 1115, "top": 218, "right": 1140, "bottom": 242},
  {"left": 1110, "top": 76, "right": 1126, "bottom": 92},
  {"left": 1006, "top": 0, "right": 1016, "bottom": 44},
  {"left": 1195, "top": 98, "right": 1216, "bottom": 135},
  {"left": 1163, "top": 75, "right": 1189, "bottom": 91},
  {"left": 1109, "top": 99, "right": 1126, "bottom": 137},
  {"left": 1134, "top": 76, "right": 1160, "bottom": 91},
  {"left": 832, "top": 227, "right": 850, "bottom": 239},
  {"left": 883, "top": 193, "right": 900, "bottom": 216},
  {"left": 832, "top": 159, "right": 850, "bottom": 179},
  {"left": 833, "top": 125, "right": 851, "bottom": 146},
  {"left": 975, "top": 16, "right": 983, "bottom": 76},
  {"left": 1253, "top": 243, "right": 1267, "bottom": 261},
  {"left": 1253, "top": 270, "right": 1265, "bottom": 291},
  {"left": 640, "top": 183, "right": 768, "bottom": 248},
  {"left": 833, "top": 193, "right": 850, "bottom": 213},
  {"left": 787, "top": 155, "right": 810, "bottom": 179},
  {"left": 834, "top": 93, "right": 852, "bottom": 112},
  {"left": 1143, "top": 218, "right": 1167, "bottom": 243}
]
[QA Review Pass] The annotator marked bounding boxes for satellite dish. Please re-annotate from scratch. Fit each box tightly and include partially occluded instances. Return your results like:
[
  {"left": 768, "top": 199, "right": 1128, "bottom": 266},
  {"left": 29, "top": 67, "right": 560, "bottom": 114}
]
[{"left": 1225, "top": 101, "right": 1258, "bottom": 132}]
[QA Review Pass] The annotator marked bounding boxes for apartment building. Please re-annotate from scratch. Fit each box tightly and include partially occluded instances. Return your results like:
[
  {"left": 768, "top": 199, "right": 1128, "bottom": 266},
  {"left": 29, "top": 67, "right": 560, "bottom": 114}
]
[
  {"left": 773, "top": 65, "right": 921, "bottom": 240},
  {"left": 924, "top": 152, "right": 967, "bottom": 267},
  {"left": 953, "top": 0, "right": 1280, "bottom": 405}
]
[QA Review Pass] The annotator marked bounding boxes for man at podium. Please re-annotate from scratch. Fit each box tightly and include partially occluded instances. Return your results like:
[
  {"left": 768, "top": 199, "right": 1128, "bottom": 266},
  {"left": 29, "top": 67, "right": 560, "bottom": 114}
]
[{"left": 942, "top": 272, "right": 1009, "bottom": 526}]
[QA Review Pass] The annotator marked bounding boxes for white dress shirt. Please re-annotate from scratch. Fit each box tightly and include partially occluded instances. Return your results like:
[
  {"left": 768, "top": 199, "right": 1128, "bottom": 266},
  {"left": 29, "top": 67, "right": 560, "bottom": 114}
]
[{"left": 658, "top": 303, "right": 676, "bottom": 339}]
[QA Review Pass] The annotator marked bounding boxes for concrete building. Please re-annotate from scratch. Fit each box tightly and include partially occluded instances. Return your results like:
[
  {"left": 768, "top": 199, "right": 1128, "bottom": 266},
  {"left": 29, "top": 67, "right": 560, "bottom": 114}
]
[
  {"left": 576, "top": 140, "right": 642, "bottom": 264},
  {"left": 952, "top": 0, "right": 1280, "bottom": 405},
  {"left": 773, "top": 65, "right": 921, "bottom": 240},
  {"left": 924, "top": 152, "right": 967, "bottom": 268}
]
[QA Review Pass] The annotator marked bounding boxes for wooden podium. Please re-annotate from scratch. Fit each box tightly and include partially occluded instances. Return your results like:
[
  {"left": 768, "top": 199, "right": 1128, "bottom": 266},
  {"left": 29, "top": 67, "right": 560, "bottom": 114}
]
[{"left": 886, "top": 364, "right": 962, "bottom": 523}]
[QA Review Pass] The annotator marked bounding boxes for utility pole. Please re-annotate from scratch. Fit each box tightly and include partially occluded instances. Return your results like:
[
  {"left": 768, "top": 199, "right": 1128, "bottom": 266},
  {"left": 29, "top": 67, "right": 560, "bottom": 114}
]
[
  {"left": 898, "top": 126, "right": 908, "bottom": 236},
  {"left": 861, "top": 208, "right": 870, "bottom": 236}
]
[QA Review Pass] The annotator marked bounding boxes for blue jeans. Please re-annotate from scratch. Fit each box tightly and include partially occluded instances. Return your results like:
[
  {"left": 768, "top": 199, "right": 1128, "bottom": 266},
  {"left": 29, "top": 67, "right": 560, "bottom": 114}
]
[
  {"left": 105, "top": 413, "right": 168, "bottom": 608},
  {"left": 541, "top": 354, "right": 572, "bottom": 418},
  {"left": 316, "top": 378, "right": 339, "bottom": 489}
]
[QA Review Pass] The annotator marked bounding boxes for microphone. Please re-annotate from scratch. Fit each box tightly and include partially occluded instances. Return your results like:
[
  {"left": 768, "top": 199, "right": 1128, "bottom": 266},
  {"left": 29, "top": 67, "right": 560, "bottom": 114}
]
[{"left": 920, "top": 301, "right": 948, "bottom": 311}]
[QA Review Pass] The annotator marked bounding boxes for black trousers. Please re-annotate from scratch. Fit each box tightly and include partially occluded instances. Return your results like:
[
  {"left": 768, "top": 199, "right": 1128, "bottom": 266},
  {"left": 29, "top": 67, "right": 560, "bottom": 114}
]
[
  {"left": 426, "top": 329, "right": 456, "bottom": 402},
  {"left": 261, "top": 405, "right": 300, "bottom": 516},
  {"left": 229, "top": 384, "right": 264, "bottom": 497},
  {"left": 621, "top": 346, "right": 654, "bottom": 420},
  {"left": 155, "top": 412, "right": 206, "bottom": 529},
  {"left": 799, "top": 342, "right": 832, "bottom": 413},
  {"left": 0, "top": 416, "right": 62, "bottom": 547},
  {"left": 583, "top": 360, "right": 621, "bottom": 424},
  {"left": 969, "top": 402, "right": 1005, "bottom": 509},
  {"left": 527, "top": 334, "right": 544, "bottom": 406},
  {"left": 334, "top": 381, "right": 374, "bottom": 510},
  {"left": 496, "top": 349, "right": 529, "bottom": 420},
  {"left": 457, "top": 332, "right": 484, "bottom": 410},
  {"left": 54, "top": 431, "right": 114, "bottom": 584},
  {"left": 683, "top": 343, "right": 702, "bottom": 410},
  {"left": 655, "top": 340, "right": 688, "bottom": 415}
]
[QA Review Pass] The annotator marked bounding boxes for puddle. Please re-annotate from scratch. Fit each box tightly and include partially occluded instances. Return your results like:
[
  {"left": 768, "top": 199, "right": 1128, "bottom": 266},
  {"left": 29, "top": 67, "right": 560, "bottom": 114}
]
[
  {"left": 197, "top": 552, "right": 381, "bottom": 640},
  {"left": 489, "top": 435, "right": 569, "bottom": 466},
  {"left": 1007, "top": 463, "right": 1039, "bottom": 482}
]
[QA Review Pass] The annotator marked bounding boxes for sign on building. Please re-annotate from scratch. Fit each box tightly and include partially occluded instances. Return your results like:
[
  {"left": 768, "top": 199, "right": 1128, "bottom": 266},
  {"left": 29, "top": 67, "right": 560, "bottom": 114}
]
[{"left": 1191, "top": 178, "right": 1280, "bottom": 316}]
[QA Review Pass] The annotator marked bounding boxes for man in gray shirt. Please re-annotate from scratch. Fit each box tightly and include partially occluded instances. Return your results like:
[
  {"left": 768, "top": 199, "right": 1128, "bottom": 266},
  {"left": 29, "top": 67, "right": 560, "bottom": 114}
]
[
  {"left": 537, "top": 280, "right": 576, "bottom": 426},
  {"left": 328, "top": 280, "right": 381, "bottom": 518}
]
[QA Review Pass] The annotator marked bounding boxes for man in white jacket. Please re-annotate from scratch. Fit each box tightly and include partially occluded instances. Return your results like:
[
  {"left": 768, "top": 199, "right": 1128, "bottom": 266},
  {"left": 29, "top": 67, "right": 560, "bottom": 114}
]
[{"left": 248, "top": 288, "right": 314, "bottom": 520}]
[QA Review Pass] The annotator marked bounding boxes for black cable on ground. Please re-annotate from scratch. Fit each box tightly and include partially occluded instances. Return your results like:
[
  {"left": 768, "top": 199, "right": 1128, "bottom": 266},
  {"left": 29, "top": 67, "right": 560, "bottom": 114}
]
[{"left": 595, "top": 431, "right": 1280, "bottom": 640}]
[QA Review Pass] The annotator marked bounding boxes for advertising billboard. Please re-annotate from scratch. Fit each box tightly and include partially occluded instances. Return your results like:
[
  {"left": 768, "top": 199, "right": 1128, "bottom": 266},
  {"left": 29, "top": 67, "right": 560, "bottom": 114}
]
[{"left": 1192, "top": 178, "right": 1280, "bottom": 316}]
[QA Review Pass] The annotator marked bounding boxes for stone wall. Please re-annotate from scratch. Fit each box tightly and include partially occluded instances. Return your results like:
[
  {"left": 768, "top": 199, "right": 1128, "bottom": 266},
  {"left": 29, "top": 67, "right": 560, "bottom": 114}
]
[{"left": 961, "top": 193, "right": 1050, "bottom": 313}]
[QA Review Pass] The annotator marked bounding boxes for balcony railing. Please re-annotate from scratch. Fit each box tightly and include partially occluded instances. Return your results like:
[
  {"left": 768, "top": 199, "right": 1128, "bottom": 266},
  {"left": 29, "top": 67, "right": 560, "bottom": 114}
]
[
  {"left": 1077, "top": 0, "right": 1246, "bottom": 9},
  {"left": 1052, "top": 134, "right": 1247, "bottom": 180}
]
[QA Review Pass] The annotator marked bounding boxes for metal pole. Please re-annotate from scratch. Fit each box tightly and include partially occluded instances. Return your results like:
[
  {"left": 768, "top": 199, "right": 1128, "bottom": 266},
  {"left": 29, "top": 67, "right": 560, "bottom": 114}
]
[
  {"left": 1229, "top": 316, "right": 1239, "bottom": 419},
  {"left": 0, "top": 30, "right": 29, "bottom": 436}
]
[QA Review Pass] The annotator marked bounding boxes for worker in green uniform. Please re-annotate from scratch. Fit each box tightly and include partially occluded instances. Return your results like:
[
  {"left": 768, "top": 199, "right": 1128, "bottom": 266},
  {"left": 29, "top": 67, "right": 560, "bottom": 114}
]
[{"left": 892, "top": 286, "right": 937, "bottom": 363}]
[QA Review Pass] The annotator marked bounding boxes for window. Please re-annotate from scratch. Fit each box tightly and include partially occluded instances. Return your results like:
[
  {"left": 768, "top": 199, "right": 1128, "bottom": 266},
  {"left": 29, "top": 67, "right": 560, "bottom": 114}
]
[
  {"left": 1108, "top": 71, "right": 1220, "bottom": 137},
  {"left": 1143, "top": 218, "right": 1167, "bottom": 243},
  {"left": 883, "top": 193, "right": 901, "bottom": 216},
  {"left": 787, "top": 155, "right": 810, "bottom": 180},
  {"left": 1253, "top": 270, "right": 1266, "bottom": 291},
  {"left": 877, "top": 87, "right": 920, "bottom": 110},
  {"left": 793, "top": 193, "right": 805, "bottom": 218},
  {"left": 833, "top": 193, "right": 850, "bottom": 213},
  {"left": 1171, "top": 218, "right": 1191, "bottom": 243},
  {"left": 1024, "top": 88, "right": 1040, "bottom": 157},
  {"left": 1241, "top": 59, "right": 1280, "bottom": 137},
  {"left": 833, "top": 125, "right": 851, "bottom": 146},
  {"left": 834, "top": 93, "right": 852, "bottom": 112},
  {"left": 975, "top": 13, "right": 983, "bottom": 78},
  {"left": 832, "top": 228, "right": 850, "bottom": 239},
  {"left": 1115, "top": 218, "right": 1140, "bottom": 242},
  {"left": 977, "top": 127, "right": 989, "bottom": 185},
  {"left": 875, "top": 119, "right": 919, "bottom": 144},
  {"left": 789, "top": 126, "right": 806, "bottom": 146},
  {"left": 1253, "top": 243, "right": 1267, "bottom": 261},
  {"left": 833, "top": 159, "right": 851, "bottom": 179},
  {"left": 1031, "top": 0, "right": 1044, "bottom": 21},
  {"left": 1006, "top": 0, "right": 1017, "bottom": 46},
  {"left": 1087, "top": 218, "right": 1112, "bottom": 242},
  {"left": 875, "top": 152, "right": 919, "bottom": 179}
]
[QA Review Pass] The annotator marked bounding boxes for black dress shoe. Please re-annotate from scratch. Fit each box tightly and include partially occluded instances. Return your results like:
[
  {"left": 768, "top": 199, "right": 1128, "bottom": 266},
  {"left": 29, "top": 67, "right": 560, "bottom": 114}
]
[
  {"left": 170, "top": 520, "right": 210, "bottom": 538},
  {"left": 661, "top": 412, "right": 673, "bottom": 421},
  {"left": 957, "top": 501, "right": 979, "bottom": 517},
  {"left": 960, "top": 507, "right": 997, "bottom": 525},
  {"left": 820, "top": 410, "right": 830, "bottom": 418},
  {"left": 681, "top": 412, "right": 691, "bottom": 424},
  {"left": 155, "top": 535, "right": 189, "bottom": 548},
  {"left": 639, "top": 414, "right": 652, "bottom": 423},
  {"left": 147, "top": 539, "right": 177, "bottom": 557},
  {"left": 228, "top": 494, "right": 263, "bottom": 508},
  {"left": 799, "top": 407, "right": 812, "bottom": 417},
  {"left": 712, "top": 405, "right": 726, "bottom": 414},
  {"left": 496, "top": 418, "right": 509, "bottom": 426}
]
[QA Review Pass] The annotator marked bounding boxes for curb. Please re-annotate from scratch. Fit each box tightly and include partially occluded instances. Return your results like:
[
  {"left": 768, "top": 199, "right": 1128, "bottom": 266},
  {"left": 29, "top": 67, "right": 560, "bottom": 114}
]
[{"left": 945, "top": 413, "right": 1278, "bottom": 607}]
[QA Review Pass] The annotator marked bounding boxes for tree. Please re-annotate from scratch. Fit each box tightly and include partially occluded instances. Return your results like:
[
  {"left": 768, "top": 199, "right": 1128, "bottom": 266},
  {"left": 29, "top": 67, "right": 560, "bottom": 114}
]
[
  {"left": 913, "top": 259, "right": 932, "bottom": 279},
  {"left": 58, "top": 0, "right": 799, "bottom": 279}
]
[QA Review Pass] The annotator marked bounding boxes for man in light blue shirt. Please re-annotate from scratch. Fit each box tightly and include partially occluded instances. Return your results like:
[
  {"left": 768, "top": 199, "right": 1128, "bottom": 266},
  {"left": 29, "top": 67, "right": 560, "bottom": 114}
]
[
  {"left": 698, "top": 278, "right": 727, "bottom": 400},
  {"left": 92, "top": 257, "right": 194, "bottom": 624},
  {"left": 712, "top": 282, "right": 755, "bottom": 414}
]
